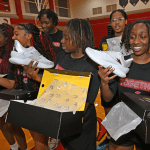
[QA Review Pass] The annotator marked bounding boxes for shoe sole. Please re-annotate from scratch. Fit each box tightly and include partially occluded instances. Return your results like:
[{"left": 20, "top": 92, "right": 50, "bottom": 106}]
[
  {"left": 85, "top": 48, "right": 129, "bottom": 78},
  {"left": 9, "top": 58, "right": 54, "bottom": 69}
]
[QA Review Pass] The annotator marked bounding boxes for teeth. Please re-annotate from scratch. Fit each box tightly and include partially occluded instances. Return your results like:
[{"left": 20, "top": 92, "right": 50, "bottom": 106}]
[{"left": 134, "top": 47, "right": 141, "bottom": 49}]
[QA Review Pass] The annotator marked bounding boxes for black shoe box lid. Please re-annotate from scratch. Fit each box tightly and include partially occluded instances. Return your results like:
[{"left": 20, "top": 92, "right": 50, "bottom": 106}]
[{"left": 0, "top": 88, "right": 38, "bottom": 101}]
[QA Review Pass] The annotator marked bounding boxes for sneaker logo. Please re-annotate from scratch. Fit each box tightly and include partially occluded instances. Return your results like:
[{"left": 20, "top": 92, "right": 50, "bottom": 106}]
[{"left": 117, "top": 58, "right": 121, "bottom": 64}]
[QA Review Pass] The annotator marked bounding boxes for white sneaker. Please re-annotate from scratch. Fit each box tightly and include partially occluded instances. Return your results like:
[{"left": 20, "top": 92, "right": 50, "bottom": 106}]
[
  {"left": 85, "top": 47, "right": 133, "bottom": 78},
  {"left": 9, "top": 40, "right": 54, "bottom": 69},
  {"left": 48, "top": 138, "right": 59, "bottom": 150}
]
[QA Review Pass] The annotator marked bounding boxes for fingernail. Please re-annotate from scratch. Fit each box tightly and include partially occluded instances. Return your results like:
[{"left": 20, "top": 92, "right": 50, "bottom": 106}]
[
  {"left": 36, "top": 61, "right": 39, "bottom": 63},
  {"left": 109, "top": 65, "right": 112, "bottom": 68},
  {"left": 113, "top": 68, "right": 115, "bottom": 71},
  {"left": 32, "top": 59, "right": 34, "bottom": 61}
]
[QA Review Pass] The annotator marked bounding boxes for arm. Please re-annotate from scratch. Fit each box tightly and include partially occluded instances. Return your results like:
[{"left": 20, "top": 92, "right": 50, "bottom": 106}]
[
  {"left": 98, "top": 66, "right": 116, "bottom": 102},
  {"left": 0, "top": 78, "right": 15, "bottom": 89}
]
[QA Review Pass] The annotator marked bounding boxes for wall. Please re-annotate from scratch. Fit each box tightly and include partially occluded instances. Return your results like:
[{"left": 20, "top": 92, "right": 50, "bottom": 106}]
[
  {"left": 69, "top": 0, "right": 150, "bottom": 19},
  {"left": 90, "top": 10, "right": 150, "bottom": 48},
  {"left": 70, "top": 0, "right": 118, "bottom": 19}
]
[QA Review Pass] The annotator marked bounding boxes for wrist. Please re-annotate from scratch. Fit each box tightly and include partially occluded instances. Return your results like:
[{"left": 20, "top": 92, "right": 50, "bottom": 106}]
[{"left": 31, "top": 74, "right": 38, "bottom": 80}]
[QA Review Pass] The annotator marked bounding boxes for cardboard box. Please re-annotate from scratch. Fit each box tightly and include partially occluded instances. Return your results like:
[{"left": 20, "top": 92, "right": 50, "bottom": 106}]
[
  {"left": 7, "top": 69, "right": 91, "bottom": 139},
  {"left": 121, "top": 92, "right": 150, "bottom": 143},
  {"left": 0, "top": 89, "right": 38, "bottom": 102}
]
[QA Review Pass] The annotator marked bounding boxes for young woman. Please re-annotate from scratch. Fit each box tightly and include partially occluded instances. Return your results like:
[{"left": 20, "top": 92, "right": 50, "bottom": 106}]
[
  {"left": 38, "top": 9, "right": 63, "bottom": 55},
  {"left": 0, "top": 23, "right": 55, "bottom": 150},
  {"left": 25, "top": 18, "right": 100, "bottom": 150},
  {"left": 97, "top": 9, "right": 128, "bottom": 149},
  {"left": 0, "top": 23, "right": 25, "bottom": 150},
  {"left": 98, "top": 20, "right": 150, "bottom": 150},
  {"left": 98, "top": 9, "right": 128, "bottom": 50}
]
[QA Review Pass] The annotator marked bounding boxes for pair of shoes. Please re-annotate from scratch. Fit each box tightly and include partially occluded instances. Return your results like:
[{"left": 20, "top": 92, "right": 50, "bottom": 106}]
[
  {"left": 49, "top": 138, "right": 60, "bottom": 150},
  {"left": 96, "top": 137, "right": 110, "bottom": 150},
  {"left": 85, "top": 47, "right": 133, "bottom": 78},
  {"left": 9, "top": 40, "right": 54, "bottom": 69}
]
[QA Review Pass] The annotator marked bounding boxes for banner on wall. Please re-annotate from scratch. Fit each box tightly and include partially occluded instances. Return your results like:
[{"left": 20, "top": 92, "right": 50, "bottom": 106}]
[
  {"left": 119, "top": 0, "right": 128, "bottom": 8},
  {"left": 141, "top": 0, "right": 149, "bottom": 4},
  {"left": 0, "top": 17, "right": 10, "bottom": 24},
  {"left": 130, "top": 0, "right": 139, "bottom": 6}
]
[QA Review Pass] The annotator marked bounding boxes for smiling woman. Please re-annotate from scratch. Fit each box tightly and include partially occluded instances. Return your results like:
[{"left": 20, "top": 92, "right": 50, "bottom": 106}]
[
  {"left": 97, "top": 9, "right": 128, "bottom": 149},
  {"left": 37, "top": 9, "right": 63, "bottom": 55},
  {"left": 129, "top": 23, "right": 149, "bottom": 57},
  {"left": 98, "top": 20, "right": 150, "bottom": 150}
]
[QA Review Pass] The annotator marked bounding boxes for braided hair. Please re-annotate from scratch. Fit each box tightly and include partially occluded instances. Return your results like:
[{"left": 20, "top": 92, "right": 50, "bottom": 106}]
[
  {"left": 121, "top": 20, "right": 150, "bottom": 52},
  {"left": 14, "top": 23, "right": 56, "bottom": 90},
  {"left": 121, "top": 22, "right": 133, "bottom": 50},
  {"left": 65, "top": 18, "right": 94, "bottom": 54},
  {"left": 0, "top": 23, "right": 14, "bottom": 74}
]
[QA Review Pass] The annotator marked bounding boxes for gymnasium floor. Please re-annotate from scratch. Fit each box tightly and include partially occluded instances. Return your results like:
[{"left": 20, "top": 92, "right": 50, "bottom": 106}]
[{"left": 0, "top": 128, "right": 34, "bottom": 150}]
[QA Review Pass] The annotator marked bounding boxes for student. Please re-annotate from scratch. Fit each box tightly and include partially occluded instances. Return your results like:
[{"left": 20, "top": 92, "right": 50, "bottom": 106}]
[
  {"left": 0, "top": 23, "right": 55, "bottom": 150},
  {"left": 0, "top": 23, "right": 24, "bottom": 150},
  {"left": 98, "top": 9, "right": 128, "bottom": 51},
  {"left": 97, "top": 9, "right": 128, "bottom": 149},
  {"left": 98, "top": 20, "right": 150, "bottom": 150},
  {"left": 26, "top": 18, "right": 100, "bottom": 150},
  {"left": 38, "top": 9, "right": 63, "bottom": 55}
]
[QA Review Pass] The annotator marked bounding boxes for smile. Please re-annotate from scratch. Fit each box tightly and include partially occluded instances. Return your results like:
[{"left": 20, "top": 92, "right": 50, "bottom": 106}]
[
  {"left": 133, "top": 46, "right": 143, "bottom": 51},
  {"left": 134, "top": 47, "right": 142, "bottom": 49}
]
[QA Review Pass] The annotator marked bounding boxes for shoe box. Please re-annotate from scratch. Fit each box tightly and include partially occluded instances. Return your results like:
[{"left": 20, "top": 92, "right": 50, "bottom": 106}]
[
  {"left": 121, "top": 92, "right": 150, "bottom": 143},
  {"left": 0, "top": 88, "right": 38, "bottom": 102},
  {"left": 6, "top": 69, "right": 91, "bottom": 139}
]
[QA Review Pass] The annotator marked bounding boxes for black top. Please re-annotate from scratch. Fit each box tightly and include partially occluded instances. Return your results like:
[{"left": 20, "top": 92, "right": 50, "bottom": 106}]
[
  {"left": 54, "top": 50, "right": 100, "bottom": 104},
  {"left": 55, "top": 50, "right": 100, "bottom": 150},
  {"left": 98, "top": 35, "right": 115, "bottom": 50},
  {"left": 109, "top": 55, "right": 150, "bottom": 101},
  {"left": 48, "top": 29, "right": 63, "bottom": 56},
  {"left": 7, "top": 63, "right": 41, "bottom": 90}
]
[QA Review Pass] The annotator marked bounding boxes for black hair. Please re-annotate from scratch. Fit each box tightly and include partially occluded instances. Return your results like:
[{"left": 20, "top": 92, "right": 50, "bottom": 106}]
[
  {"left": 110, "top": 9, "right": 128, "bottom": 21},
  {"left": 16, "top": 23, "right": 55, "bottom": 61},
  {"left": 65, "top": 18, "right": 94, "bottom": 54},
  {"left": 14, "top": 23, "right": 56, "bottom": 90},
  {"left": 121, "top": 20, "right": 150, "bottom": 52},
  {"left": 0, "top": 23, "right": 14, "bottom": 74},
  {"left": 38, "top": 9, "right": 58, "bottom": 26}
]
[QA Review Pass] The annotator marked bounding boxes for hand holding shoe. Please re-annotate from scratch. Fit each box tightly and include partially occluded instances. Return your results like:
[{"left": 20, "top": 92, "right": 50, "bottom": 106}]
[
  {"left": 98, "top": 65, "right": 116, "bottom": 86},
  {"left": 22, "top": 60, "right": 42, "bottom": 82},
  {"left": 98, "top": 65, "right": 117, "bottom": 102}
]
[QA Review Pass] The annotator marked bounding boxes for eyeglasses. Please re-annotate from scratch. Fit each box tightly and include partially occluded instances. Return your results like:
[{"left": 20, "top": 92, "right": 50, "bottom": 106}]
[{"left": 111, "top": 17, "right": 125, "bottom": 22}]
